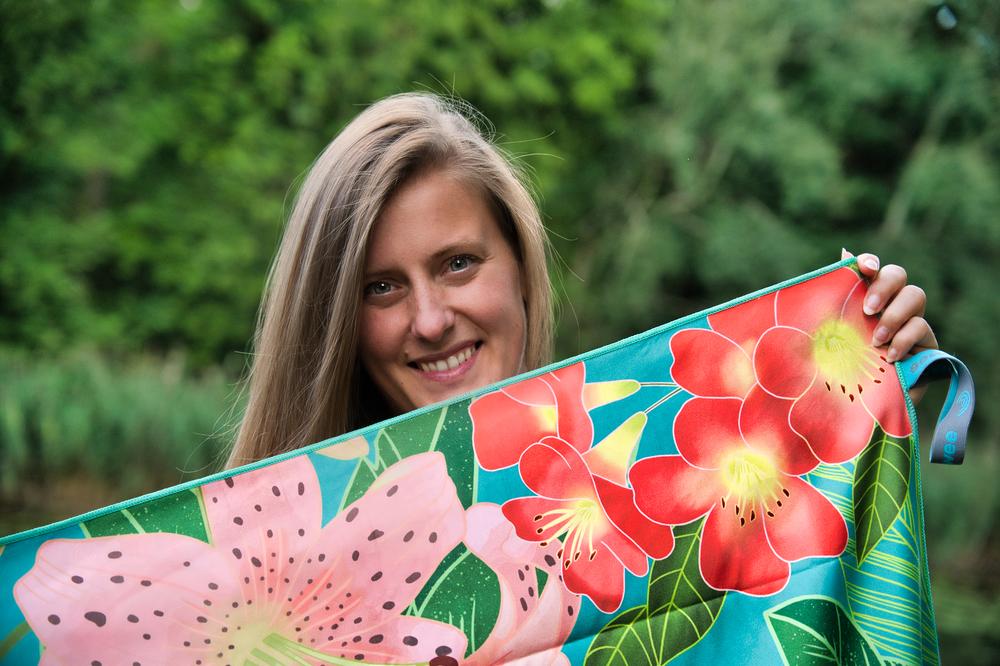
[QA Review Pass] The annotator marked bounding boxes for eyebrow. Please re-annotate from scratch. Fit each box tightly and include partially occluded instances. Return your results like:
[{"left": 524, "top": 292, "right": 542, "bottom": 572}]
[{"left": 363, "top": 237, "right": 487, "bottom": 279}]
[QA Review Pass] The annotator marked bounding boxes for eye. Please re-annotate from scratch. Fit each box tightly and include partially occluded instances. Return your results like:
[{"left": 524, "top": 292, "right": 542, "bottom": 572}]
[
  {"left": 447, "top": 255, "right": 476, "bottom": 272},
  {"left": 364, "top": 280, "right": 394, "bottom": 298}
]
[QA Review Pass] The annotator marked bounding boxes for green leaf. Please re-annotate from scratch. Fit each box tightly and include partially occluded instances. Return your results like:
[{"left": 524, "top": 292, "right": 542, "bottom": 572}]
[
  {"left": 409, "top": 544, "right": 500, "bottom": 658},
  {"left": 0, "top": 622, "right": 30, "bottom": 660},
  {"left": 853, "top": 427, "right": 911, "bottom": 563},
  {"left": 585, "top": 519, "right": 725, "bottom": 666},
  {"left": 765, "top": 595, "right": 884, "bottom": 666},
  {"left": 584, "top": 606, "right": 657, "bottom": 666},
  {"left": 82, "top": 488, "right": 210, "bottom": 542},
  {"left": 341, "top": 401, "right": 476, "bottom": 509},
  {"left": 646, "top": 519, "right": 726, "bottom": 663}
]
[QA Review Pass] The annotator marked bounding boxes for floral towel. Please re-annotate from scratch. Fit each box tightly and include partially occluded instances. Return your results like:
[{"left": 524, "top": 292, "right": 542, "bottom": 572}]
[{"left": 0, "top": 259, "right": 973, "bottom": 665}]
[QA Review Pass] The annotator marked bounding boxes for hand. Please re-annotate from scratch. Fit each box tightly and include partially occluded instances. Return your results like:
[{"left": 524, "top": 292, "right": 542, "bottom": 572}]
[{"left": 842, "top": 249, "right": 938, "bottom": 403}]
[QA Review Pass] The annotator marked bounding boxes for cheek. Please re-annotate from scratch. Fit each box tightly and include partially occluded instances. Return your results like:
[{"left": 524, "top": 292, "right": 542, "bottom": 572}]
[{"left": 358, "top": 309, "right": 403, "bottom": 367}]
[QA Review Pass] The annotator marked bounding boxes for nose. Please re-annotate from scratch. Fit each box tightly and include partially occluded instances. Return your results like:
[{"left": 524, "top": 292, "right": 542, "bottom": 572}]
[{"left": 409, "top": 281, "right": 454, "bottom": 343}]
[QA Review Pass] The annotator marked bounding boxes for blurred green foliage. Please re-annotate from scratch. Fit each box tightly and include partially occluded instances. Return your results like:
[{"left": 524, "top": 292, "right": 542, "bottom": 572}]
[{"left": 1, "top": 0, "right": 998, "bottom": 659}]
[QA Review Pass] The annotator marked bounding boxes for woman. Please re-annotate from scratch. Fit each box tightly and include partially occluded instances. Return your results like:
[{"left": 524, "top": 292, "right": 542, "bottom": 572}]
[{"left": 226, "top": 92, "right": 935, "bottom": 468}]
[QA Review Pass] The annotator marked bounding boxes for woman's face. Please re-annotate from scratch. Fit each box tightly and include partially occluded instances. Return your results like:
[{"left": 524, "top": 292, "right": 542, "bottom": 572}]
[{"left": 358, "top": 169, "right": 527, "bottom": 414}]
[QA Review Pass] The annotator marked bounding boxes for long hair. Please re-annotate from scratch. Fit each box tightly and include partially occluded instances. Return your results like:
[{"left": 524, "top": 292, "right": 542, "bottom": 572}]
[{"left": 226, "top": 93, "right": 552, "bottom": 468}]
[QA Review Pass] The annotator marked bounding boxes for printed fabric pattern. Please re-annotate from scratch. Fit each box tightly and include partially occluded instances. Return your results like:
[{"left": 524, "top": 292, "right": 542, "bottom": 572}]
[{"left": 0, "top": 262, "right": 942, "bottom": 665}]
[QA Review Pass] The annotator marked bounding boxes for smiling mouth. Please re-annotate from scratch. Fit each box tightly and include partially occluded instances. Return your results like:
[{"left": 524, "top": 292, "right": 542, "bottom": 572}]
[{"left": 409, "top": 342, "right": 482, "bottom": 375}]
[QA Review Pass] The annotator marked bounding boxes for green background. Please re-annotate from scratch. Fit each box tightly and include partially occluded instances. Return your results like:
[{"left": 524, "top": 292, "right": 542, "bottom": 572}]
[{"left": 1, "top": 0, "right": 997, "bottom": 661}]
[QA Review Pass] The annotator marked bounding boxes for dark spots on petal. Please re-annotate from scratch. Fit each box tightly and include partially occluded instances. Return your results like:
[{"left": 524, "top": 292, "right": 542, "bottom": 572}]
[
  {"left": 782, "top": 488, "right": 790, "bottom": 497},
  {"left": 233, "top": 517, "right": 243, "bottom": 526},
  {"left": 298, "top": 482, "right": 305, "bottom": 496},
  {"left": 346, "top": 507, "right": 359, "bottom": 522},
  {"left": 517, "top": 569, "right": 525, "bottom": 581},
  {"left": 383, "top": 601, "right": 395, "bottom": 610},
  {"left": 544, "top": 555, "right": 556, "bottom": 567},
  {"left": 140, "top": 580, "right": 151, "bottom": 587},
  {"left": 208, "top": 582, "right": 219, "bottom": 590},
  {"left": 108, "top": 551, "right": 122, "bottom": 559},
  {"left": 767, "top": 510, "right": 775, "bottom": 517},
  {"left": 430, "top": 659, "right": 458, "bottom": 666},
  {"left": 251, "top": 557, "right": 262, "bottom": 568},
  {"left": 403, "top": 635, "right": 419, "bottom": 646},
  {"left": 71, "top": 575, "right": 84, "bottom": 584},
  {"left": 403, "top": 530, "right": 414, "bottom": 542},
  {"left": 368, "top": 529, "right": 384, "bottom": 541},
  {"left": 528, "top": 586, "right": 534, "bottom": 597},
  {"left": 370, "top": 634, "right": 384, "bottom": 644},
  {"left": 520, "top": 597, "right": 528, "bottom": 611},
  {"left": 353, "top": 616, "right": 363, "bottom": 624},
  {"left": 154, "top": 610, "right": 164, "bottom": 617},
  {"left": 224, "top": 477, "right": 235, "bottom": 488},
  {"left": 266, "top": 529, "right": 274, "bottom": 538},
  {"left": 197, "top": 616, "right": 208, "bottom": 623},
  {"left": 254, "top": 504, "right": 262, "bottom": 512},
  {"left": 740, "top": 518, "right": 746, "bottom": 527},
  {"left": 142, "top": 633, "right": 151, "bottom": 640},
  {"left": 405, "top": 572, "right": 421, "bottom": 584},
  {"left": 318, "top": 553, "right": 326, "bottom": 562},
  {"left": 429, "top": 532, "right": 438, "bottom": 543},
  {"left": 272, "top": 485, "right": 281, "bottom": 496},
  {"left": 354, "top": 655, "right": 364, "bottom": 661},
  {"left": 371, "top": 571, "right": 382, "bottom": 582},
  {"left": 436, "top": 646, "right": 453, "bottom": 656},
  {"left": 183, "top": 561, "right": 191, "bottom": 567},
  {"left": 232, "top": 548, "right": 242, "bottom": 560},
  {"left": 298, "top": 528, "right": 305, "bottom": 537},
  {"left": 84, "top": 611, "right": 107, "bottom": 627},
  {"left": 110, "top": 575, "right": 124, "bottom": 584},
  {"left": 387, "top": 485, "right": 398, "bottom": 497},
  {"left": 568, "top": 605, "right": 574, "bottom": 616},
  {"left": 352, "top": 550, "right": 360, "bottom": 561},
  {"left": 47, "top": 614, "right": 60, "bottom": 625},
  {"left": 127, "top": 614, "right": 139, "bottom": 623}
]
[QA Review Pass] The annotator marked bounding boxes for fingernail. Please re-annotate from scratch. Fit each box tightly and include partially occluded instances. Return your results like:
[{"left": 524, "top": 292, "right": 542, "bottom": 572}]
[
  {"left": 872, "top": 326, "right": 889, "bottom": 345},
  {"left": 864, "top": 295, "right": 880, "bottom": 315},
  {"left": 886, "top": 348, "right": 898, "bottom": 363},
  {"left": 864, "top": 258, "right": 879, "bottom": 272}
]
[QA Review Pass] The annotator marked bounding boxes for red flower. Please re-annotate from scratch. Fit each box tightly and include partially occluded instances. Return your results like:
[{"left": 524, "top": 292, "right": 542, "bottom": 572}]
[
  {"left": 629, "top": 399, "right": 848, "bottom": 595},
  {"left": 503, "top": 433, "right": 674, "bottom": 613},
  {"left": 669, "top": 267, "right": 910, "bottom": 464},
  {"left": 470, "top": 362, "right": 593, "bottom": 470}
]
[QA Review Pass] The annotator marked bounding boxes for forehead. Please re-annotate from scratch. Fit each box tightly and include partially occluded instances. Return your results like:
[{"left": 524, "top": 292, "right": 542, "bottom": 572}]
[{"left": 364, "top": 170, "right": 504, "bottom": 270}]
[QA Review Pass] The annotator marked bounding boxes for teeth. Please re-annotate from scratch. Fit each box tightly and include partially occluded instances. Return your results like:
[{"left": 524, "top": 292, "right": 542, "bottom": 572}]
[{"left": 418, "top": 345, "right": 475, "bottom": 373}]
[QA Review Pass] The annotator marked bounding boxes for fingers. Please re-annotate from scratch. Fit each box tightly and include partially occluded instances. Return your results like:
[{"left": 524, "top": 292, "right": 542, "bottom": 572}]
[
  {"left": 883, "top": 315, "right": 938, "bottom": 363},
  {"left": 863, "top": 263, "right": 906, "bottom": 315},
  {"left": 854, "top": 252, "right": 880, "bottom": 278},
  {"left": 871, "top": 282, "right": 926, "bottom": 345}
]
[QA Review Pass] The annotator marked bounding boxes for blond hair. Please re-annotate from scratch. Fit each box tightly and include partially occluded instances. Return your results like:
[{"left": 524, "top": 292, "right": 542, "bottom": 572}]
[{"left": 226, "top": 93, "right": 552, "bottom": 468}]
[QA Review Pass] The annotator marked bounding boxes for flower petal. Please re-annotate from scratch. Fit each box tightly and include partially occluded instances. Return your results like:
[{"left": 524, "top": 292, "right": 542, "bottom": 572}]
[
  {"left": 561, "top": 542, "right": 626, "bottom": 613},
  {"left": 700, "top": 505, "right": 789, "bottom": 595},
  {"left": 471, "top": 387, "right": 556, "bottom": 470},
  {"left": 775, "top": 267, "right": 862, "bottom": 332},
  {"left": 739, "top": 385, "right": 819, "bottom": 475},
  {"left": 708, "top": 292, "right": 777, "bottom": 348},
  {"left": 673, "top": 397, "right": 744, "bottom": 468},
  {"left": 13, "top": 533, "right": 239, "bottom": 663},
  {"left": 518, "top": 437, "right": 596, "bottom": 500},
  {"left": 310, "top": 452, "right": 466, "bottom": 624},
  {"left": 464, "top": 504, "right": 578, "bottom": 666},
  {"left": 629, "top": 456, "right": 722, "bottom": 525},
  {"left": 503, "top": 497, "right": 579, "bottom": 543},
  {"left": 753, "top": 326, "right": 816, "bottom": 398},
  {"left": 764, "top": 476, "right": 847, "bottom": 562},
  {"left": 670, "top": 329, "right": 754, "bottom": 398},
  {"left": 593, "top": 475, "right": 675, "bottom": 560},
  {"left": 542, "top": 362, "right": 594, "bottom": 451},
  {"left": 790, "top": 380, "right": 876, "bottom": 463}
]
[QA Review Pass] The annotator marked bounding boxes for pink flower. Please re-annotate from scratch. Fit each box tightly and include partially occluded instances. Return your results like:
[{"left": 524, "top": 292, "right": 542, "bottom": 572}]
[
  {"left": 14, "top": 453, "right": 467, "bottom": 665},
  {"left": 463, "top": 504, "right": 580, "bottom": 666},
  {"left": 629, "top": 399, "right": 848, "bottom": 596}
]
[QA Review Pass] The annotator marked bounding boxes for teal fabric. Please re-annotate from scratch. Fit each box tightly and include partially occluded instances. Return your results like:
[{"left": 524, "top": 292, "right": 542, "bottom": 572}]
[{"left": 0, "top": 259, "right": 970, "bottom": 665}]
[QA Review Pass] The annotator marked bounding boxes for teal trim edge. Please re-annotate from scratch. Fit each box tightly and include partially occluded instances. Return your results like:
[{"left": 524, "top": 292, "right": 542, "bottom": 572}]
[
  {"left": 0, "top": 257, "right": 860, "bottom": 546},
  {"left": 895, "top": 358, "right": 942, "bottom": 659}
]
